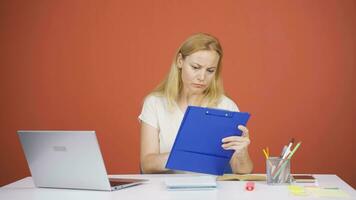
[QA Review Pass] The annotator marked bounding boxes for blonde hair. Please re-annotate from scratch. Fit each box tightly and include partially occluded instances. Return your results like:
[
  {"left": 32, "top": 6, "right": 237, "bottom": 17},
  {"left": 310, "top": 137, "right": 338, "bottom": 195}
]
[{"left": 151, "top": 33, "right": 225, "bottom": 109}]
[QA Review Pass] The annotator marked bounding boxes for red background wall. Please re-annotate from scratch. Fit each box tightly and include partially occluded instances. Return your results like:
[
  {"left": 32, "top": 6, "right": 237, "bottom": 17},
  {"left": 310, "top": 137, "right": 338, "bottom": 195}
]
[{"left": 1, "top": 0, "right": 355, "bottom": 188}]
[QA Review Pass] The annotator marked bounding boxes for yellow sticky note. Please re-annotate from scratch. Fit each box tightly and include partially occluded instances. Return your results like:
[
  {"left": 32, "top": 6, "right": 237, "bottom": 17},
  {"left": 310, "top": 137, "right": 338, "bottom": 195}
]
[{"left": 288, "top": 185, "right": 308, "bottom": 196}]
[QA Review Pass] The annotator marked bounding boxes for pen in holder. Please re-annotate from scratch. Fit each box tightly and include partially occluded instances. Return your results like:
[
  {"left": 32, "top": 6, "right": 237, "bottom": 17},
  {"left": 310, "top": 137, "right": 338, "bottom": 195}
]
[{"left": 266, "top": 157, "right": 292, "bottom": 185}]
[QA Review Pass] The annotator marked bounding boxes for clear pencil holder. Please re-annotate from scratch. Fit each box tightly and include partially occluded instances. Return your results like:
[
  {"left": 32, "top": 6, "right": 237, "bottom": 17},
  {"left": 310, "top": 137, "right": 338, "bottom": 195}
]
[{"left": 266, "top": 157, "right": 292, "bottom": 185}]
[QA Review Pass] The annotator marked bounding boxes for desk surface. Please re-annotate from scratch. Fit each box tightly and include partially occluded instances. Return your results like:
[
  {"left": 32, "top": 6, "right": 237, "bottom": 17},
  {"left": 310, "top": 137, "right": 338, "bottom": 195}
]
[{"left": 0, "top": 174, "right": 355, "bottom": 200}]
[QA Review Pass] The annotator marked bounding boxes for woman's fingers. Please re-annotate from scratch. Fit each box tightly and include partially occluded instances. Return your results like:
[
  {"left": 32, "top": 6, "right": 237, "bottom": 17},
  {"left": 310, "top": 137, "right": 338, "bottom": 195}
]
[
  {"left": 222, "top": 142, "right": 248, "bottom": 150},
  {"left": 222, "top": 136, "right": 249, "bottom": 143},
  {"left": 222, "top": 142, "right": 242, "bottom": 148},
  {"left": 221, "top": 126, "right": 251, "bottom": 151},
  {"left": 222, "top": 139, "right": 250, "bottom": 149},
  {"left": 222, "top": 138, "right": 250, "bottom": 146},
  {"left": 238, "top": 125, "right": 249, "bottom": 137},
  {"left": 221, "top": 126, "right": 249, "bottom": 143}
]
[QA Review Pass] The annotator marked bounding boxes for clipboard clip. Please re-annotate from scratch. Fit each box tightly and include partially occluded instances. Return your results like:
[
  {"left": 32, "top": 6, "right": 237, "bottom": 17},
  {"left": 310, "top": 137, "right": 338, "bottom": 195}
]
[{"left": 205, "top": 110, "right": 233, "bottom": 118}]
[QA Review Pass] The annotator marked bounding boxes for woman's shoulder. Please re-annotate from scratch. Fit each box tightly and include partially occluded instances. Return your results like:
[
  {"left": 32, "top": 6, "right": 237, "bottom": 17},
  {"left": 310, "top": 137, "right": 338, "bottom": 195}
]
[
  {"left": 217, "top": 95, "right": 240, "bottom": 112},
  {"left": 142, "top": 93, "right": 168, "bottom": 107}
]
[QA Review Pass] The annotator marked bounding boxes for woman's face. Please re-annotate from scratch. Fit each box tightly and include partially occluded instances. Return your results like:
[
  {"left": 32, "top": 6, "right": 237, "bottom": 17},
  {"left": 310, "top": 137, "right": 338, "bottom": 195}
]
[{"left": 178, "top": 50, "right": 220, "bottom": 95}]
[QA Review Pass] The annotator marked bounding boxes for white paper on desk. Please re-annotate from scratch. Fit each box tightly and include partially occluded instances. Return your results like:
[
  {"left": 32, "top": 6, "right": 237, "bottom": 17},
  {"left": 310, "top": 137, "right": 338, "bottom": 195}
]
[{"left": 164, "top": 176, "right": 217, "bottom": 190}]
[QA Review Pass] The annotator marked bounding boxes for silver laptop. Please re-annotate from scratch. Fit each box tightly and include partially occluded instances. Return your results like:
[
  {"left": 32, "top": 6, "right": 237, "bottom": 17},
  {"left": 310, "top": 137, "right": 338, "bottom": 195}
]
[{"left": 17, "top": 130, "right": 146, "bottom": 191}]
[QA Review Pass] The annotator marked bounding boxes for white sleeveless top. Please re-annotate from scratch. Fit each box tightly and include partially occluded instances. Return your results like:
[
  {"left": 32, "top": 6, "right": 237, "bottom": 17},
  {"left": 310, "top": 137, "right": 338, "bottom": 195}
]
[{"left": 138, "top": 95, "right": 239, "bottom": 153}]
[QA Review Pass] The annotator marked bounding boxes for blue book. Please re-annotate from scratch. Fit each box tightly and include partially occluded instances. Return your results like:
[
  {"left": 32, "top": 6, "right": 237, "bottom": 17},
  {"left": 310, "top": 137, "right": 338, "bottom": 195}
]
[{"left": 166, "top": 106, "right": 250, "bottom": 175}]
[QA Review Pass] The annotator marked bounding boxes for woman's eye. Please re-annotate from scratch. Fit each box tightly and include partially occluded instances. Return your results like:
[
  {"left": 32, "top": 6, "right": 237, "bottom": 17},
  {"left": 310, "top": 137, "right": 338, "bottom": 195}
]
[
  {"left": 191, "top": 66, "right": 199, "bottom": 70},
  {"left": 207, "top": 69, "right": 215, "bottom": 73}
]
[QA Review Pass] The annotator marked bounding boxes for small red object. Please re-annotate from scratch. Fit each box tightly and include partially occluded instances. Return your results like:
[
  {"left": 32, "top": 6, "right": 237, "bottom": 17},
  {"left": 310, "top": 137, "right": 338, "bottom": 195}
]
[{"left": 245, "top": 181, "right": 255, "bottom": 191}]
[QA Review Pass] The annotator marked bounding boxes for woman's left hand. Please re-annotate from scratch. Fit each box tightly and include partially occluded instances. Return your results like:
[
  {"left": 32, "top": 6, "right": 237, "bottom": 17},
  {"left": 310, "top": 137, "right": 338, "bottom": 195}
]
[{"left": 221, "top": 125, "right": 250, "bottom": 154}]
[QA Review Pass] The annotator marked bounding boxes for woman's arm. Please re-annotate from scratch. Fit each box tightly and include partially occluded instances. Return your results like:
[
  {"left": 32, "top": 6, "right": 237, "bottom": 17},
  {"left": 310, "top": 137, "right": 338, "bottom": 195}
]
[
  {"left": 222, "top": 125, "right": 254, "bottom": 174},
  {"left": 230, "top": 147, "right": 253, "bottom": 174},
  {"left": 140, "top": 121, "right": 170, "bottom": 173}
]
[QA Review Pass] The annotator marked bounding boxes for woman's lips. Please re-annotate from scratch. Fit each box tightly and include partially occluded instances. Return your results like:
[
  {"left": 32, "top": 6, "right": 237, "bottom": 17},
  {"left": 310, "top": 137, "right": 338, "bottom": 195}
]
[{"left": 192, "top": 83, "right": 206, "bottom": 88}]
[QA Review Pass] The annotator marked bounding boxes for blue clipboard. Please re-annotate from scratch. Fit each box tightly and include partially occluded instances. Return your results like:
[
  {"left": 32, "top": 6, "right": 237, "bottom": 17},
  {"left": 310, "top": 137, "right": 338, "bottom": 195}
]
[{"left": 166, "top": 106, "right": 250, "bottom": 175}]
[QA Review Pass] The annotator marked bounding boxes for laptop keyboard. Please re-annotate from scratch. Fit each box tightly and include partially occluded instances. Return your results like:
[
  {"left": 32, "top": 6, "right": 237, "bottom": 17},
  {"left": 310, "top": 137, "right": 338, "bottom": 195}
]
[{"left": 109, "top": 178, "right": 147, "bottom": 187}]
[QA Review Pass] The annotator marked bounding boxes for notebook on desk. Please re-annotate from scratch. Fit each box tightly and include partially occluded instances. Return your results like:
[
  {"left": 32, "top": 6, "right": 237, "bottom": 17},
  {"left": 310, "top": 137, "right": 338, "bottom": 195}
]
[
  {"left": 18, "top": 130, "right": 147, "bottom": 191},
  {"left": 164, "top": 176, "right": 217, "bottom": 190},
  {"left": 166, "top": 106, "right": 250, "bottom": 175},
  {"left": 217, "top": 174, "right": 266, "bottom": 181}
]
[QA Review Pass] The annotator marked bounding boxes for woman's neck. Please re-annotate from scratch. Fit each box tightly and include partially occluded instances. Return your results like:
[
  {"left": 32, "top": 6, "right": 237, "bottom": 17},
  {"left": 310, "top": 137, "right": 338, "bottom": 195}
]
[{"left": 176, "top": 89, "right": 205, "bottom": 112}]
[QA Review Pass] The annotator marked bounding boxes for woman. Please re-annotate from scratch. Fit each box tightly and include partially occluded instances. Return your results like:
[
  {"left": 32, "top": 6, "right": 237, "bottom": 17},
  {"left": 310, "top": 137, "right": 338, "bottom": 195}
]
[{"left": 139, "top": 33, "right": 253, "bottom": 174}]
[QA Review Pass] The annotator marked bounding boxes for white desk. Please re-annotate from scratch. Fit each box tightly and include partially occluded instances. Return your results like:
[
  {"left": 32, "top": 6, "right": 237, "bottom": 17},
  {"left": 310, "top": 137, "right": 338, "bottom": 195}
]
[{"left": 0, "top": 174, "right": 355, "bottom": 200}]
